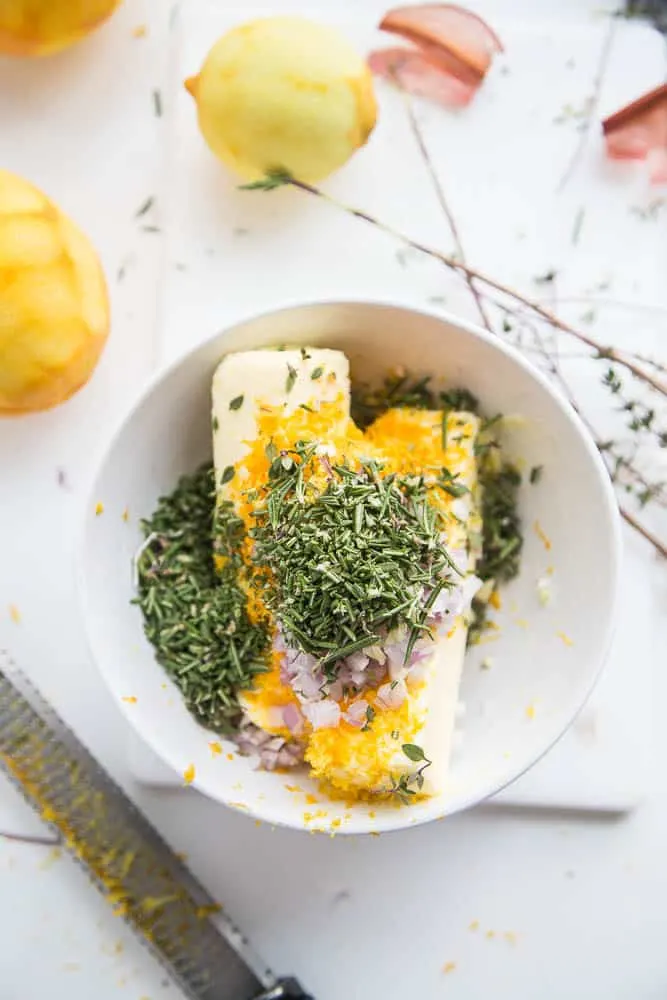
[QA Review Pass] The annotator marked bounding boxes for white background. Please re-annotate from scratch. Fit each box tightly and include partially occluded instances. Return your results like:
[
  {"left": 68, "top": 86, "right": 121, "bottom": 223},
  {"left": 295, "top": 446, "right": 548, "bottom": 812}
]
[{"left": 1, "top": 1, "right": 667, "bottom": 998}]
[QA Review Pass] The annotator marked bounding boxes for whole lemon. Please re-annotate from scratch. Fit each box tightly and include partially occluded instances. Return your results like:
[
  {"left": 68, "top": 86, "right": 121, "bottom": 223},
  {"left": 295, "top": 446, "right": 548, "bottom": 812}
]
[
  {"left": 0, "top": 170, "right": 109, "bottom": 415},
  {"left": 185, "top": 16, "right": 377, "bottom": 183},
  {"left": 0, "top": 0, "right": 122, "bottom": 57}
]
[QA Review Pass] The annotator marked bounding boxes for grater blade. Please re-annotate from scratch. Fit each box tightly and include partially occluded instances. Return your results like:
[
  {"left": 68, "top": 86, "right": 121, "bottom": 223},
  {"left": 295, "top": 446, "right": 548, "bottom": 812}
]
[{"left": 0, "top": 654, "right": 311, "bottom": 1000}]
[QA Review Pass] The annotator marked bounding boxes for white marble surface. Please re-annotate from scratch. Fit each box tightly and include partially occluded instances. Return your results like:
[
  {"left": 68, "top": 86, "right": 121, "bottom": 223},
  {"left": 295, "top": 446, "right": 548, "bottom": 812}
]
[{"left": 1, "top": 1, "right": 667, "bottom": 998}]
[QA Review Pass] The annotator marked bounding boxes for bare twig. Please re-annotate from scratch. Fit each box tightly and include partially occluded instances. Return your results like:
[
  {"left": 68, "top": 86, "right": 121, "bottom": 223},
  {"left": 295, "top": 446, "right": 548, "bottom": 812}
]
[
  {"left": 285, "top": 179, "right": 667, "bottom": 396},
  {"left": 605, "top": 451, "right": 667, "bottom": 509},
  {"left": 244, "top": 171, "right": 666, "bottom": 554},
  {"left": 398, "top": 85, "right": 493, "bottom": 332},
  {"left": 0, "top": 829, "right": 61, "bottom": 846},
  {"left": 556, "top": 17, "right": 617, "bottom": 192},
  {"left": 620, "top": 506, "right": 667, "bottom": 559}
]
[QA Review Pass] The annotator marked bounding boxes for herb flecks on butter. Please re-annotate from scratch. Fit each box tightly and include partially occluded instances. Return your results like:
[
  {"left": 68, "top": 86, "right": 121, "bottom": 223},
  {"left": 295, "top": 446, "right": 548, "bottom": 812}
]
[
  {"left": 353, "top": 371, "right": 524, "bottom": 644},
  {"left": 249, "top": 443, "right": 458, "bottom": 671}
]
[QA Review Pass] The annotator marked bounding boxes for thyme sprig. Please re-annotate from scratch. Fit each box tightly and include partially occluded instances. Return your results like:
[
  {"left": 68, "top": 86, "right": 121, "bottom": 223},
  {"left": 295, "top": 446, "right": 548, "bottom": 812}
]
[
  {"left": 134, "top": 466, "right": 269, "bottom": 733},
  {"left": 390, "top": 743, "right": 433, "bottom": 803},
  {"left": 250, "top": 443, "right": 458, "bottom": 671},
  {"left": 243, "top": 158, "right": 667, "bottom": 558}
]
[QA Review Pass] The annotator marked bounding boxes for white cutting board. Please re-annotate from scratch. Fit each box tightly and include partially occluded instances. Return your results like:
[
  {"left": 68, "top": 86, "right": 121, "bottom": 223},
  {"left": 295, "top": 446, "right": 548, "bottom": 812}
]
[{"left": 128, "top": 1, "right": 666, "bottom": 812}]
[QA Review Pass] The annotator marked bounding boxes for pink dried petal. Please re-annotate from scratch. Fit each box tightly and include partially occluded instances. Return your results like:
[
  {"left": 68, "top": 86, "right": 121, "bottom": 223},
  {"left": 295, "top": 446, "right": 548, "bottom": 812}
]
[
  {"left": 602, "top": 84, "right": 667, "bottom": 185},
  {"left": 368, "top": 47, "right": 476, "bottom": 107},
  {"left": 379, "top": 3, "right": 503, "bottom": 84},
  {"left": 647, "top": 147, "right": 667, "bottom": 185}
]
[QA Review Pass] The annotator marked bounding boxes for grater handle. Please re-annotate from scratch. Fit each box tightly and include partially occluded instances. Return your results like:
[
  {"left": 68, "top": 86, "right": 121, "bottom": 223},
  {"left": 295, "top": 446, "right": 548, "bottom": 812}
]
[
  {"left": 255, "top": 980, "right": 315, "bottom": 1000},
  {"left": 0, "top": 654, "right": 315, "bottom": 1000}
]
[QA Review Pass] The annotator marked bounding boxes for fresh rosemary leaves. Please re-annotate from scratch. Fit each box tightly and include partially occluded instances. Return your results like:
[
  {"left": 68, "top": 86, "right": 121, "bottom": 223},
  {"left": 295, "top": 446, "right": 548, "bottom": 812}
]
[
  {"left": 250, "top": 444, "right": 457, "bottom": 670},
  {"left": 353, "top": 370, "right": 524, "bottom": 643},
  {"left": 134, "top": 465, "right": 269, "bottom": 733}
]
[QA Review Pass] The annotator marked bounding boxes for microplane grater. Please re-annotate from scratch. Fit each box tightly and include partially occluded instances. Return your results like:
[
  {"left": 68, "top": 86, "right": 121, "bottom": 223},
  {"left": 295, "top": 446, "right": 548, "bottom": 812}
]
[{"left": 0, "top": 655, "right": 312, "bottom": 1000}]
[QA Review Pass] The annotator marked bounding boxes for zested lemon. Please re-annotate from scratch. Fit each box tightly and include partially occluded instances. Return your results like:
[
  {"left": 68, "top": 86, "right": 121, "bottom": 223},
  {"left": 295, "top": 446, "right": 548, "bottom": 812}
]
[
  {"left": 185, "top": 16, "right": 377, "bottom": 183},
  {"left": 0, "top": 170, "right": 109, "bottom": 415},
  {"left": 0, "top": 0, "right": 121, "bottom": 56}
]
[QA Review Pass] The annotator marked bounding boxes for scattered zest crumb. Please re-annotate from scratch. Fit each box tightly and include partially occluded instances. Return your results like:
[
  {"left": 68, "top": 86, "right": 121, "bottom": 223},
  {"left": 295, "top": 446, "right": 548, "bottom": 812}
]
[
  {"left": 8, "top": 604, "right": 21, "bottom": 624},
  {"left": 486, "top": 930, "right": 496, "bottom": 940},
  {"left": 515, "top": 618, "right": 529, "bottom": 629},
  {"left": 489, "top": 589, "right": 502, "bottom": 610},
  {"left": 480, "top": 657, "right": 493, "bottom": 671},
  {"left": 442, "top": 962, "right": 457, "bottom": 975},
  {"left": 468, "top": 919, "right": 480, "bottom": 932},
  {"left": 121, "top": 507, "right": 130, "bottom": 523},
  {"left": 303, "top": 809, "right": 328, "bottom": 824},
  {"left": 132, "top": 24, "right": 147, "bottom": 37},
  {"left": 525, "top": 703, "right": 536, "bottom": 720},
  {"left": 121, "top": 696, "right": 137, "bottom": 705},
  {"left": 533, "top": 519, "right": 552, "bottom": 550},
  {"left": 305, "top": 793, "right": 319, "bottom": 805},
  {"left": 95, "top": 502, "right": 104, "bottom": 516},
  {"left": 183, "top": 764, "right": 195, "bottom": 785},
  {"left": 226, "top": 753, "right": 234, "bottom": 761},
  {"left": 557, "top": 630, "right": 574, "bottom": 647},
  {"left": 209, "top": 741, "right": 222, "bottom": 756},
  {"left": 537, "top": 576, "right": 551, "bottom": 606},
  {"left": 504, "top": 931, "right": 518, "bottom": 946}
]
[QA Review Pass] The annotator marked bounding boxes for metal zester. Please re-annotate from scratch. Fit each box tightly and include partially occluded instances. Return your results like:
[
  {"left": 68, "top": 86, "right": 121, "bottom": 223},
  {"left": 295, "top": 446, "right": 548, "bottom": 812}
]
[{"left": 0, "top": 655, "right": 312, "bottom": 1000}]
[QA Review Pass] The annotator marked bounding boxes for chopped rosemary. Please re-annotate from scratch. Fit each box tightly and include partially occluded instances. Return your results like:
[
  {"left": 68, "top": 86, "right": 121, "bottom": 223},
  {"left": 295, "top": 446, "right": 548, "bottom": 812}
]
[
  {"left": 352, "top": 370, "right": 524, "bottom": 646},
  {"left": 437, "top": 467, "right": 469, "bottom": 498},
  {"left": 250, "top": 444, "right": 457, "bottom": 671},
  {"left": 286, "top": 364, "right": 298, "bottom": 393},
  {"left": 476, "top": 465, "right": 523, "bottom": 583},
  {"left": 229, "top": 395, "right": 244, "bottom": 411},
  {"left": 310, "top": 366, "right": 324, "bottom": 380},
  {"left": 220, "top": 465, "right": 235, "bottom": 485},
  {"left": 134, "top": 466, "right": 269, "bottom": 733}
]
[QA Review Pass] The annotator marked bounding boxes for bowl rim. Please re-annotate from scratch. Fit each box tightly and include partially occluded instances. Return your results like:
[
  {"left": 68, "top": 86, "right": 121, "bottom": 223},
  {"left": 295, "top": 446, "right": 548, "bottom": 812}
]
[{"left": 76, "top": 296, "right": 622, "bottom": 835}]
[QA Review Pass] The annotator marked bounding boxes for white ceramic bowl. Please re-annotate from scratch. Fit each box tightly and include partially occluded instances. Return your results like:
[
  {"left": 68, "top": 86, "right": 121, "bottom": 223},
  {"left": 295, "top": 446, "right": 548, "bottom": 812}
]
[{"left": 79, "top": 300, "right": 620, "bottom": 834}]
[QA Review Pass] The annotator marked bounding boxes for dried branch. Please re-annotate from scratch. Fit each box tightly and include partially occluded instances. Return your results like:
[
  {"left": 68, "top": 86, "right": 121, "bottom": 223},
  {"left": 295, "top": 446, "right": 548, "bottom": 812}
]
[
  {"left": 397, "top": 83, "right": 493, "bottom": 332},
  {"left": 619, "top": 506, "right": 667, "bottom": 558},
  {"left": 242, "top": 170, "right": 667, "bottom": 556},
  {"left": 0, "top": 829, "right": 61, "bottom": 846},
  {"left": 283, "top": 178, "right": 667, "bottom": 397},
  {"left": 556, "top": 17, "right": 617, "bottom": 192}
]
